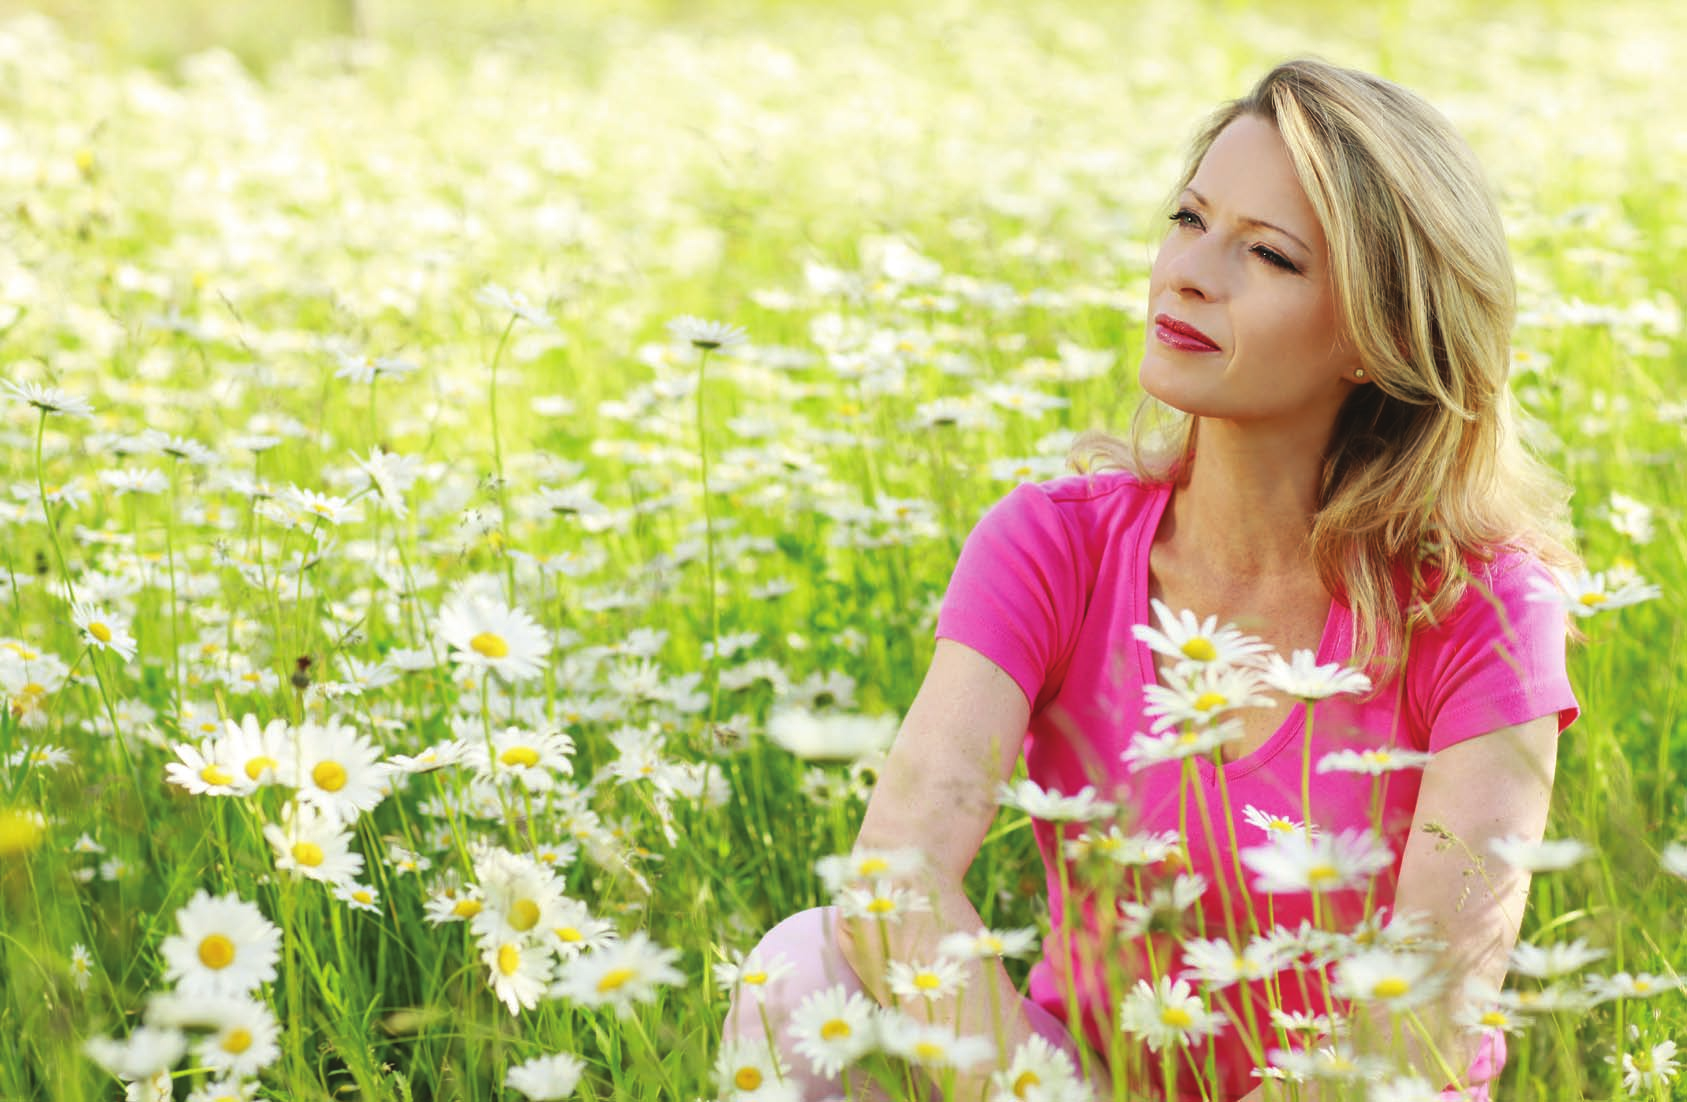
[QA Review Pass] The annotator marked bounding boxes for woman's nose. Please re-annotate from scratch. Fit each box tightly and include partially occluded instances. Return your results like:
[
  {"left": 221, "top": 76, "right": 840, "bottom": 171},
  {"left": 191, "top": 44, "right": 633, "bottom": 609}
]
[{"left": 1161, "top": 237, "right": 1223, "bottom": 301}]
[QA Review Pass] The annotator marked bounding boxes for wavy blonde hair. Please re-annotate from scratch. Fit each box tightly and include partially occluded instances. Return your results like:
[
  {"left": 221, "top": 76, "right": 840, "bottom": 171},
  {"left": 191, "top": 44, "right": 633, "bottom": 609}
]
[{"left": 1068, "top": 57, "right": 1580, "bottom": 678}]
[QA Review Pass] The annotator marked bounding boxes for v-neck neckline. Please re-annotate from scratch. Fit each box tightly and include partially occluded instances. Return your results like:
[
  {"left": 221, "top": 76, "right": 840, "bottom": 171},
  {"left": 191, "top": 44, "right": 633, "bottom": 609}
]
[{"left": 1130, "top": 481, "right": 1345, "bottom": 780}]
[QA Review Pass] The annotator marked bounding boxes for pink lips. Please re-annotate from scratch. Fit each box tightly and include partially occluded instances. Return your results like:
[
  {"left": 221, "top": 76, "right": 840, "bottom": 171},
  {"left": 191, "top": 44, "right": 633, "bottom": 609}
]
[{"left": 1154, "top": 313, "right": 1220, "bottom": 352}]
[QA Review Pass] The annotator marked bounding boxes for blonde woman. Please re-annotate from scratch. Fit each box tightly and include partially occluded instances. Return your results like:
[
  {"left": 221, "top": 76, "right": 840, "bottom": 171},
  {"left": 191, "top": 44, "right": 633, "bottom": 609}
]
[{"left": 723, "top": 58, "right": 1579, "bottom": 1102}]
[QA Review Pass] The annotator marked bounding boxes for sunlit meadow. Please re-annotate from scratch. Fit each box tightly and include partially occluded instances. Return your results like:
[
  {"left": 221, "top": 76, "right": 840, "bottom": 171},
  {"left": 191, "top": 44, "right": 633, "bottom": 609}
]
[{"left": 1, "top": 1, "right": 1684, "bottom": 1099}]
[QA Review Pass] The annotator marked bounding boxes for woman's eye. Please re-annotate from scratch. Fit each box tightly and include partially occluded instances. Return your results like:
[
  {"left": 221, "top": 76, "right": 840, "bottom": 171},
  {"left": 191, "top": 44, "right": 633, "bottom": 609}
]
[
  {"left": 1168, "top": 208, "right": 1298, "bottom": 273},
  {"left": 1253, "top": 246, "right": 1297, "bottom": 272},
  {"left": 1168, "top": 209, "right": 1201, "bottom": 229}
]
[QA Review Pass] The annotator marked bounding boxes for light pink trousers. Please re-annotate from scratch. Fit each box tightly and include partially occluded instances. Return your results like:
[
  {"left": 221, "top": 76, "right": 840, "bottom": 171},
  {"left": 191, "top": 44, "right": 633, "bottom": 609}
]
[{"left": 720, "top": 905, "right": 1504, "bottom": 1101}]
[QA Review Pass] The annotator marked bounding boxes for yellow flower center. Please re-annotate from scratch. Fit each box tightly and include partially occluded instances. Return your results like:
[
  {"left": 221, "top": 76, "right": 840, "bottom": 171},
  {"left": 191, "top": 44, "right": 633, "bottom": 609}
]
[
  {"left": 866, "top": 897, "right": 895, "bottom": 915},
  {"left": 500, "top": 746, "right": 540, "bottom": 768},
  {"left": 857, "top": 856, "right": 889, "bottom": 875},
  {"left": 1634, "top": 979, "right": 1652, "bottom": 993},
  {"left": 914, "top": 972, "right": 942, "bottom": 991},
  {"left": 221, "top": 1028, "right": 252, "bottom": 1054},
  {"left": 1373, "top": 977, "right": 1410, "bottom": 999},
  {"left": 1578, "top": 592, "right": 1608, "bottom": 607},
  {"left": 470, "top": 632, "right": 510, "bottom": 658},
  {"left": 198, "top": 934, "right": 236, "bottom": 969},
  {"left": 1013, "top": 1070, "right": 1042, "bottom": 1097},
  {"left": 452, "top": 899, "right": 483, "bottom": 918},
  {"left": 914, "top": 1041, "right": 947, "bottom": 1061},
  {"left": 981, "top": 935, "right": 1003, "bottom": 952},
  {"left": 292, "top": 842, "right": 325, "bottom": 867},
  {"left": 88, "top": 622, "right": 113, "bottom": 643},
  {"left": 245, "top": 755, "right": 278, "bottom": 780},
  {"left": 509, "top": 899, "right": 541, "bottom": 932},
  {"left": 352, "top": 890, "right": 374, "bottom": 904},
  {"left": 555, "top": 926, "right": 581, "bottom": 942},
  {"left": 0, "top": 810, "right": 44, "bottom": 856},
  {"left": 1480, "top": 1011, "right": 1509, "bottom": 1028},
  {"left": 821, "top": 1018, "right": 852, "bottom": 1040},
  {"left": 1193, "top": 691, "right": 1227, "bottom": 712},
  {"left": 497, "top": 944, "right": 521, "bottom": 976},
  {"left": 597, "top": 967, "right": 636, "bottom": 993},
  {"left": 312, "top": 761, "right": 348, "bottom": 792},
  {"left": 200, "top": 765, "right": 234, "bottom": 786},
  {"left": 1180, "top": 638, "right": 1217, "bottom": 662},
  {"left": 1160, "top": 1007, "right": 1193, "bottom": 1028},
  {"left": 734, "top": 1068, "right": 763, "bottom": 1091},
  {"left": 742, "top": 970, "right": 768, "bottom": 985},
  {"left": 1306, "top": 863, "right": 1340, "bottom": 885}
]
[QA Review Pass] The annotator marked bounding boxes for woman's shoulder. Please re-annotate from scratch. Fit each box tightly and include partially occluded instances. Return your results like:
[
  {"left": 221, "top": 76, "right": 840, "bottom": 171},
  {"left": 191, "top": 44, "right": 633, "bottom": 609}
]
[{"left": 1017, "top": 466, "right": 1166, "bottom": 510}]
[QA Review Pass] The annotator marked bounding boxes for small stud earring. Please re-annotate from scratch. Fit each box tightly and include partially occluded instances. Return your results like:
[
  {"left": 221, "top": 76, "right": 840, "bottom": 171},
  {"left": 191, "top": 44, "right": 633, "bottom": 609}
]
[{"left": 1353, "top": 368, "right": 1367, "bottom": 379}]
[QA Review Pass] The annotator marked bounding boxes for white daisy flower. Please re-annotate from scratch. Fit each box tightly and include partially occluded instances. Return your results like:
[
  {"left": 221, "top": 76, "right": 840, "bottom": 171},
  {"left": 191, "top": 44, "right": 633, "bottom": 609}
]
[
  {"left": 836, "top": 879, "right": 933, "bottom": 924},
  {"left": 386, "top": 738, "right": 470, "bottom": 775},
  {"left": 1316, "top": 746, "right": 1434, "bottom": 775},
  {"left": 281, "top": 484, "right": 361, "bottom": 527},
  {"left": 714, "top": 946, "right": 796, "bottom": 995},
  {"left": 505, "top": 1052, "right": 586, "bottom": 1101},
  {"left": 3, "top": 379, "right": 94, "bottom": 419},
  {"left": 69, "top": 942, "right": 95, "bottom": 990},
  {"left": 1117, "top": 975, "right": 1226, "bottom": 1052},
  {"left": 879, "top": 1013, "right": 995, "bottom": 1071},
  {"left": 814, "top": 846, "right": 927, "bottom": 893},
  {"left": 437, "top": 593, "right": 550, "bottom": 683},
  {"left": 471, "top": 849, "right": 569, "bottom": 945},
  {"left": 547, "top": 898, "right": 617, "bottom": 961},
  {"left": 467, "top": 726, "right": 575, "bottom": 790},
  {"left": 188, "top": 997, "right": 281, "bottom": 1079},
  {"left": 483, "top": 937, "right": 555, "bottom": 1016},
  {"left": 1242, "top": 828, "right": 1393, "bottom": 895},
  {"left": 887, "top": 956, "right": 966, "bottom": 1003},
  {"left": 785, "top": 984, "right": 879, "bottom": 1078},
  {"left": 1121, "top": 720, "right": 1246, "bottom": 771},
  {"left": 987, "top": 1033, "right": 1086, "bottom": 1102},
  {"left": 714, "top": 1038, "right": 798, "bottom": 1101},
  {"left": 1062, "top": 825, "right": 1182, "bottom": 867},
  {"left": 70, "top": 602, "right": 137, "bottom": 662},
  {"left": 1259, "top": 650, "right": 1373, "bottom": 700},
  {"left": 666, "top": 315, "right": 748, "bottom": 351},
  {"left": 1488, "top": 834, "right": 1592, "bottom": 872},
  {"left": 1617, "top": 1039, "right": 1680, "bottom": 1096},
  {"left": 936, "top": 926, "right": 1040, "bottom": 961},
  {"left": 1584, "top": 971, "right": 1684, "bottom": 1003},
  {"left": 1525, "top": 566, "right": 1661, "bottom": 616},
  {"left": 1492, "top": 983, "right": 1593, "bottom": 1014},
  {"left": 82, "top": 1027, "right": 185, "bottom": 1081},
  {"left": 1142, "top": 664, "right": 1272, "bottom": 731},
  {"left": 477, "top": 283, "right": 555, "bottom": 328},
  {"left": 158, "top": 890, "right": 281, "bottom": 999},
  {"left": 1663, "top": 842, "right": 1687, "bottom": 880},
  {"left": 1133, "top": 599, "right": 1272, "bottom": 671},
  {"left": 262, "top": 801, "right": 365, "bottom": 887},
  {"left": 766, "top": 705, "right": 897, "bottom": 761},
  {"left": 219, "top": 713, "right": 289, "bottom": 787},
  {"left": 333, "top": 881, "right": 381, "bottom": 913},
  {"left": 1507, "top": 937, "right": 1609, "bottom": 978},
  {"left": 1117, "top": 873, "right": 1209, "bottom": 938},
  {"left": 165, "top": 739, "right": 256, "bottom": 797},
  {"left": 423, "top": 884, "right": 487, "bottom": 925},
  {"left": 1178, "top": 934, "right": 1296, "bottom": 989},
  {"left": 996, "top": 779, "right": 1116, "bottom": 823},
  {"left": 283, "top": 719, "right": 391, "bottom": 822},
  {"left": 550, "top": 932, "right": 684, "bottom": 1019},
  {"left": 1266, "top": 1043, "right": 1389, "bottom": 1084},
  {"left": 1330, "top": 947, "right": 1444, "bottom": 1008},
  {"left": 1241, "top": 804, "right": 1313, "bottom": 838}
]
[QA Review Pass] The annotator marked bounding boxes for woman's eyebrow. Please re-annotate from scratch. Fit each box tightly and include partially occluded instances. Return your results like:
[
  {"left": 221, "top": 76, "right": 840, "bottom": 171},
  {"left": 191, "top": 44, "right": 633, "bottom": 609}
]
[{"left": 1182, "top": 187, "right": 1311, "bottom": 254}]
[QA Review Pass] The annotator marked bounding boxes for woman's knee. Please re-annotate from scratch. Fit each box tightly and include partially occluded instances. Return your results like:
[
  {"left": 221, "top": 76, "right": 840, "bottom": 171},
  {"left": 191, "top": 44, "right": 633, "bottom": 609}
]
[{"left": 723, "top": 905, "right": 862, "bottom": 1035}]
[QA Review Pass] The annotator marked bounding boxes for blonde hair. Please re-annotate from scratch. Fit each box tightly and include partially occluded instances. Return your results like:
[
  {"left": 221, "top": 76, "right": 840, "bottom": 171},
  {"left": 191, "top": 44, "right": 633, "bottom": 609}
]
[{"left": 1069, "top": 57, "right": 1580, "bottom": 678}]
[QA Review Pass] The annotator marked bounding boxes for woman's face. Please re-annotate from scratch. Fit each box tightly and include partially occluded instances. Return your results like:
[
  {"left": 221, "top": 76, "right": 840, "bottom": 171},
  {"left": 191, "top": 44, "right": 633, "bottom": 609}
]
[{"left": 1140, "top": 114, "right": 1363, "bottom": 435}]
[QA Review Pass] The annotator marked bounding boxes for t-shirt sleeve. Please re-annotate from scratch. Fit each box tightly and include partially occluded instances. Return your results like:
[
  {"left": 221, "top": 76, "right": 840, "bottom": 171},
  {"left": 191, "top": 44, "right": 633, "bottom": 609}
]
[
  {"left": 1409, "top": 553, "right": 1580, "bottom": 754},
  {"left": 933, "top": 482, "right": 1088, "bottom": 716}
]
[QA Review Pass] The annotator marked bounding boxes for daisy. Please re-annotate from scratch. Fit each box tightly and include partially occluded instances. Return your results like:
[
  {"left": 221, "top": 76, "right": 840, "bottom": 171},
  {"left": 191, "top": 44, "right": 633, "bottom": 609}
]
[
  {"left": 1488, "top": 834, "right": 1592, "bottom": 872},
  {"left": 1584, "top": 972, "right": 1684, "bottom": 1003},
  {"left": 1259, "top": 650, "right": 1373, "bottom": 700},
  {"left": 82, "top": 1027, "right": 185, "bottom": 1082},
  {"left": 1117, "top": 873, "right": 1208, "bottom": 938},
  {"left": 158, "top": 890, "right": 281, "bottom": 999},
  {"left": 1526, "top": 566, "right": 1661, "bottom": 616},
  {"left": 437, "top": 593, "right": 550, "bottom": 683},
  {"left": 506, "top": 1052, "right": 587, "bottom": 1101},
  {"left": 814, "top": 846, "right": 927, "bottom": 893},
  {"left": 468, "top": 726, "right": 576, "bottom": 791},
  {"left": 69, "top": 943, "right": 94, "bottom": 991},
  {"left": 836, "top": 879, "right": 933, "bottom": 924},
  {"left": 1121, "top": 720, "right": 1246, "bottom": 771},
  {"left": 550, "top": 932, "right": 684, "bottom": 1019},
  {"left": 1265, "top": 1043, "right": 1389, "bottom": 1085},
  {"left": 988, "top": 1033, "right": 1086, "bottom": 1102},
  {"left": 887, "top": 957, "right": 966, "bottom": 1003},
  {"left": 1330, "top": 947, "right": 1443, "bottom": 1008},
  {"left": 263, "top": 802, "right": 366, "bottom": 886},
  {"left": 1133, "top": 599, "right": 1271, "bottom": 671},
  {"left": 219, "top": 714, "right": 289, "bottom": 787},
  {"left": 547, "top": 898, "right": 618, "bottom": 961},
  {"left": 71, "top": 602, "right": 137, "bottom": 662},
  {"left": 3, "top": 379, "right": 94, "bottom": 419},
  {"left": 766, "top": 706, "right": 897, "bottom": 761},
  {"left": 715, "top": 946, "right": 796, "bottom": 995},
  {"left": 1242, "top": 804, "right": 1313, "bottom": 838},
  {"left": 191, "top": 998, "right": 281, "bottom": 1079},
  {"left": 333, "top": 882, "right": 381, "bottom": 913},
  {"left": 1663, "top": 842, "right": 1687, "bottom": 879},
  {"left": 482, "top": 937, "right": 555, "bottom": 1015},
  {"left": 386, "top": 738, "right": 470, "bottom": 775},
  {"left": 1178, "top": 934, "right": 1295, "bottom": 989},
  {"left": 996, "top": 779, "right": 1116, "bottom": 823},
  {"left": 333, "top": 351, "right": 419, "bottom": 385},
  {"left": 714, "top": 1038, "right": 799, "bottom": 1101},
  {"left": 422, "top": 883, "right": 486, "bottom": 925},
  {"left": 1117, "top": 975, "right": 1226, "bottom": 1052},
  {"left": 471, "top": 849, "right": 568, "bottom": 944},
  {"left": 1142, "top": 664, "right": 1271, "bottom": 732},
  {"left": 667, "top": 315, "right": 748, "bottom": 352},
  {"left": 1316, "top": 746, "right": 1434, "bottom": 775},
  {"left": 1492, "top": 983, "right": 1593, "bottom": 1014},
  {"left": 1617, "top": 1039, "right": 1680, "bottom": 1096},
  {"left": 1242, "top": 828, "right": 1393, "bottom": 895},
  {"left": 1062, "top": 825, "right": 1181, "bottom": 868},
  {"left": 477, "top": 283, "right": 555, "bottom": 328},
  {"left": 879, "top": 1015, "right": 995, "bottom": 1072},
  {"left": 280, "top": 484, "right": 360, "bottom": 527},
  {"left": 283, "top": 719, "right": 391, "bottom": 822},
  {"left": 1452, "top": 998, "right": 1528, "bottom": 1037},
  {"left": 1507, "top": 937, "right": 1609, "bottom": 978},
  {"left": 165, "top": 739, "right": 256, "bottom": 797},
  {"left": 937, "top": 926, "right": 1040, "bottom": 961},
  {"left": 785, "top": 984, "right": 879, "bottom": 1078}
]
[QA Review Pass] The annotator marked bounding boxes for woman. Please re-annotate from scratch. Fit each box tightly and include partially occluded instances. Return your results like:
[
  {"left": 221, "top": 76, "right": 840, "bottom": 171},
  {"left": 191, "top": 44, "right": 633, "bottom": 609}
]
[{"left": 722, "top": 57, "right": 1579, "bottom": 1102}]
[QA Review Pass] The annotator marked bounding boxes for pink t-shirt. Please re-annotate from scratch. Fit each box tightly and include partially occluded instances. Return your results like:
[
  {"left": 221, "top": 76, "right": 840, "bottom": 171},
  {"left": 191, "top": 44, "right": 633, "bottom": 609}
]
[{"left": 933, "top": 469, "right": 1579, "bottom": 1100}]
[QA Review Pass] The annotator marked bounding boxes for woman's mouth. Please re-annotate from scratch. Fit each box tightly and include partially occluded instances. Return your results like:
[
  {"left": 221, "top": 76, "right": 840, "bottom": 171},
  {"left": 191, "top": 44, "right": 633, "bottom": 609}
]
[{"left": 1153, "top": 314, "right": 1221, "bottom": 353}]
